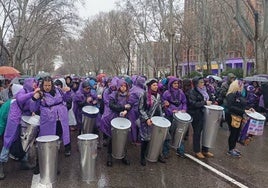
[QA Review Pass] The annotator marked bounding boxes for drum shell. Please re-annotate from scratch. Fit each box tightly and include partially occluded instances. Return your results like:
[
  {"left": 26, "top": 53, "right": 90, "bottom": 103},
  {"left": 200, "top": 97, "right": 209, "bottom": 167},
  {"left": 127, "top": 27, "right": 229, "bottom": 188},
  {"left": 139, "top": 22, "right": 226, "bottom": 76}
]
[
  {"left": 202, "top": 105, "right": 223, "bottom": 148},
  {"left": 170, "top": 113, "right": 192, "bottom": 149},
  {"left": 146, "top": 116, "right": 171, "bottom": 162},
  {"left": 21, "top": 121, "right": 39, "bottom": 152},
  {"left": 36, "top": 135, "right": 60, "bottom": 185},
  {"left": 82, "top": 106, "right": 99, "bottom": 134},
  {"left": 111, "top": 118, "right": 131, "bottom": 159},
  {"left": 77, "top": 134, "right": 98, "bottom": 182}
]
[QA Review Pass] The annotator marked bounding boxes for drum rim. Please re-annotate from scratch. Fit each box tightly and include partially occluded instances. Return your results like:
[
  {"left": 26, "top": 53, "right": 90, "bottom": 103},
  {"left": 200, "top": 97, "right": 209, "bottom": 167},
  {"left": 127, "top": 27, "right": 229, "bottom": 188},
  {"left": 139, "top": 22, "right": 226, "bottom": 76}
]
[
  {"left": 82, "top": 105, "right": 99, "bottom": 114},
  {"left": 36, "top": 135, "right": 59, "bottom": 142},
  {"left": 246, "top": 112, "right": 266, "bottom": 121},
  {"left": 111, "top": 117, "right": 131, "bottom": 129},
  {"left": 21, "top": 115, "right": 40, "bottom": 125},
  {"left": 78, "top": 133, "right": 99, "bottom": 140},
  {"left": 151, "top": 116, "right": 171, "bottom": 128},
  {"left": 204, "top": 105, "right": 224, "bottom": 110},
  {"left": 173, "top": 112, "right": 192, "bottom": 122}
]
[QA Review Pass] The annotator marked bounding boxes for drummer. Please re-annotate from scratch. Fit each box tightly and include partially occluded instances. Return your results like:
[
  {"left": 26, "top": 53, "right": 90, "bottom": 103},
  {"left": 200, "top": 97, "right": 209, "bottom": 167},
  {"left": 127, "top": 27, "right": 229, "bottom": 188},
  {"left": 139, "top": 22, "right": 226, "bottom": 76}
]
[
  {"left": 102, "top": 79, "right": 132, "bottom": 167},
  {"left": 30, "top": 76, "right": 71, "bottom": 157},
  {"left": 188, "top": 76, "right": 213, "bottom": 159},
  {"left": 225, "top": 80, "right": 255, "bottom": 157},
  {"left": 162, "top": 77, "right": 187, "bottom": 158},
  {"left": 73, "top": 80, "right": 98, "bottom": 134},
  {"left": 138, "top": 78, "right": 166, "bottom": 166},
  {"left": 0, "top": 78, "right": 38, "bottom": 180}
]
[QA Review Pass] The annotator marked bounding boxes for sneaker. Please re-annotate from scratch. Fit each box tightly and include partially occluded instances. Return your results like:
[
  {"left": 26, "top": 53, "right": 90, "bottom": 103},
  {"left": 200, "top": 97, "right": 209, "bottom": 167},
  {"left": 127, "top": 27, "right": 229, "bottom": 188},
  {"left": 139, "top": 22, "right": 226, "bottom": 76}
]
[
  {"left": 195, "top": 152, "right": 205, "bottom": 159},
  {"left": 176, "top": 152, "right": 186, "bottom": 158},
  {"left": 202, "top": 152, "right": 214, "bottom": 158},
  {"left": 227, "top": 149, "right": 241, "bottom": 157},
  {"left": 234, "top": 149, "right": 241, "bottom": 155}
]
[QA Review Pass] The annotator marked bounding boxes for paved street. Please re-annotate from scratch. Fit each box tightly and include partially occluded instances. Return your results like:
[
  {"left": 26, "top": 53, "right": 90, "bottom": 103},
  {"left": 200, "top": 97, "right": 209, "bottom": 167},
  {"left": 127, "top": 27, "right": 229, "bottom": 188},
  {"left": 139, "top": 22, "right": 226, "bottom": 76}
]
[{"left": 0, "top": 123, "right": 268, "bottom": 188}]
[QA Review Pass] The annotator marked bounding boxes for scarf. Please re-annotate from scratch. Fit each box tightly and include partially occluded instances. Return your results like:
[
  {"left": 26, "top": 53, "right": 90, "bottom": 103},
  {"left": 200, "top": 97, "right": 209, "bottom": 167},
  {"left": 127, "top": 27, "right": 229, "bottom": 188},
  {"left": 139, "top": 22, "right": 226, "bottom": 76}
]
[{"left": 197, "top": 86, "right": 209, "bottom": 101}]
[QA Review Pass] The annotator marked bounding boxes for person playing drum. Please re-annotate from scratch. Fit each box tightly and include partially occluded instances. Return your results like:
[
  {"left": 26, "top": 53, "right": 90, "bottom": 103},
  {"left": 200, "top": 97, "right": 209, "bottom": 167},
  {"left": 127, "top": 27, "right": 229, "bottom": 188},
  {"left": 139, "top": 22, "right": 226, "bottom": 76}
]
[
  {"left": 226, "top": 80, "right": 255, "bottom": 157},
  {"left": 188, "top": 76, "right": 213, "bottom": 159},
  {"left": 138, "top": 78, "right": 166, "bottom": 166},
  {"left": 162, "top": 77, "right": 187, "bottom": 158},
  {"left": 0, "top": 78, "right": 38, "bottom": 180},
  {"left": 102, "top": 79, "right": 132, "bottom": 167}
]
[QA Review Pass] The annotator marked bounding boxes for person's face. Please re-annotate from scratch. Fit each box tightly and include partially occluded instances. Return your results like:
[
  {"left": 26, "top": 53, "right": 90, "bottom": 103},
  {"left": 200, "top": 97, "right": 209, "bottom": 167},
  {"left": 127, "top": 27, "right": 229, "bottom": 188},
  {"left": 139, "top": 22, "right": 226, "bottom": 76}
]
[
  {"left": 150, "top": 83, "right": 158, "bottom": 92},
  {"left": 33, "top": 81, "right": 38, "bottom": 89},
  {"left": 197, "top": 79, "right": 204, "bottom": 88},
  {"left": 172, "top": 81, "right": 179, "bottom": 89},
  {"left": 83, "top": 86, "right": 90, "bottom": 93},
  {"left": 119, "top": 83, "right": 127, "bottom": 93},
  {"left": 66, "top": 78, "right": 71, "bottom": 84},
  {"left": 43, "top": 81, "right": 52, "bottom": 92}
]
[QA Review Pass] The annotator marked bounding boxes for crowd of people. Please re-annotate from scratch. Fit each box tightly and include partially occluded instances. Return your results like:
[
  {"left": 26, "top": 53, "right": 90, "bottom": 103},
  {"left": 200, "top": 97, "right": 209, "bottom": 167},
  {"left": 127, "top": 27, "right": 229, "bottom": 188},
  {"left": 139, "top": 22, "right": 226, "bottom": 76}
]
[{"left": 0, "top": 72, "right": 267, "bottom": 180}]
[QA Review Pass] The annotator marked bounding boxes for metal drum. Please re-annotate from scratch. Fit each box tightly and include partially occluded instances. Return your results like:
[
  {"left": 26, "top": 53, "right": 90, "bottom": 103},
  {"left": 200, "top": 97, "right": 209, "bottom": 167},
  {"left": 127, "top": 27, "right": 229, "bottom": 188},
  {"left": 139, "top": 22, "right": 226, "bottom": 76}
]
[
  {"left": 36, "top": 135, "right": 59, "bottom": 185},
  {"left": 77, "top": 134, "right": 98, "bottom": 183},
  {"left": 82, "top": 106, "right": 99, "bottom": 134},
  {"left": 170, "top": 112, "right": 192, "bottom": 149},
  {"left": 246, "top": 112, "right": 266, "bottom": 136},
  {"left": 21, "top": 115, "right": 40, "bottom": 152},
  {"left": 146, "top": 116, "right": 171, "bottom": 162},
  {"left": 202, "top": 105, "right": 224, "bottom": 148},
  {"left": 111, "top": 117, "right": 131, "bottom": 159}
]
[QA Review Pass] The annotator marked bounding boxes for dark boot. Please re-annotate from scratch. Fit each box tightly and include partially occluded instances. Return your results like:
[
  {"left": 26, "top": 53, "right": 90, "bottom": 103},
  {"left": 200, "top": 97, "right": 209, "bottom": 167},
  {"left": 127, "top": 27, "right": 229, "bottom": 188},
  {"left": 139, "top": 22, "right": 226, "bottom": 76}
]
[
  {"left": 33, "top": 163, "right": 40, "bottom": 175},
  {"left": 122, "top": 155, "right": 130, "bottom": 165},
  {"left": 20, "top": 161, "right": 35, "bottom": 170},
  {"left": 140, "top": 141, "right": 148, "bottom": 166},
  {"left": 158, "top": 154, "right": 166, "bottom": 163},
  {"left": 64, "top": 143, "right": 71, "bottom": 157},
  {"left": 106, "top": 154, "right": 113, "bottom": 167},
  {"left": 0, "top": 162, "right": 5, "bottom": 180}
]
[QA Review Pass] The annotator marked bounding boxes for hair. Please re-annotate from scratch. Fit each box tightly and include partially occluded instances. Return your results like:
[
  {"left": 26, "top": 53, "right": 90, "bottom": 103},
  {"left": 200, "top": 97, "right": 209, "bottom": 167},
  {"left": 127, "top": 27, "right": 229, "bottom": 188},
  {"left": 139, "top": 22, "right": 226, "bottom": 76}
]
[
  {"left": 40, "top": 76, "right": 55, "bottom": 95},
  {"left": 227, "top": 80, "right": 243, "bottom": 95}
]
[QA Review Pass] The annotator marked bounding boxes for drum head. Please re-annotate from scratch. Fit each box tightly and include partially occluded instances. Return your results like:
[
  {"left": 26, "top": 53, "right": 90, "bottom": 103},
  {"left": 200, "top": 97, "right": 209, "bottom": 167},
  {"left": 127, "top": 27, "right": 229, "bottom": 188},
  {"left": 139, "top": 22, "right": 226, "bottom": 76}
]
[
  {"left": 78, "top": 134, "right": 98, "bottom": 140},
  {"left": 111, "top": 117, "right": 131, "bottom": 129},
  {"left": 82, "top": 105, "right": 99, "bottom": 115},
  {"left": 36, "top": 135, "right": 59, "bottom": 142},
  {"left": 246, "top": 112, "right": 266, "bottom": 121},
  {"left": 205, "top": 105, "right": 224, "bottom": 111},
  {"left": 151, "top": 116, "right": 171, "bottom": 128},
  {"left": 174, "top": 112, "right": 192, "bottom": 122},
  {"left": 21, "top": 115, "right": 40, "bottom": 126}
]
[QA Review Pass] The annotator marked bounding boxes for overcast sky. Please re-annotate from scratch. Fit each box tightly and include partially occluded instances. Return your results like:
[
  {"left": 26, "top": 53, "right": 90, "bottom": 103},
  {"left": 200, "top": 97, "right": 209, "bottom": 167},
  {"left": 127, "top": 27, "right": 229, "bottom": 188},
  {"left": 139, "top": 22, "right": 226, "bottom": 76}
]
[{"left": 76, "top": 0, "right": 118, "bottom": 19}]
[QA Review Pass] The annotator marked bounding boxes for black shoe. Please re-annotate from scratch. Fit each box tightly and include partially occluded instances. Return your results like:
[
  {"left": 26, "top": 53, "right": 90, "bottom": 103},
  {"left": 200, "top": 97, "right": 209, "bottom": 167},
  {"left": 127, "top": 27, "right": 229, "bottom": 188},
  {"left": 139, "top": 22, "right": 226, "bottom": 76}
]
[
  {"left": 176, "top": 152, "right": 186, "bottom": 158},
  {"left": 64, "top": 144, "right": 71, "bottom": 157},
  {"left": 140, "top": 158, "right": 146, "bottom": 166},
  {"left": 122, "top": 157, "right": 130, "bottom": 165},
  {"left": 0, "top": 162, "right": 5, "bottom": 180},
  {"left": 33, "top": 165, "right": 40, "bottom": 175},
  {"left": 20, "top": 161, "right": 35, "bottom": 170},
  {"left": 107, "top": 155, "right": 113, "bottom": 167},
  {"left": 158, "top": 156, "right": 166, "bottom": 163}
]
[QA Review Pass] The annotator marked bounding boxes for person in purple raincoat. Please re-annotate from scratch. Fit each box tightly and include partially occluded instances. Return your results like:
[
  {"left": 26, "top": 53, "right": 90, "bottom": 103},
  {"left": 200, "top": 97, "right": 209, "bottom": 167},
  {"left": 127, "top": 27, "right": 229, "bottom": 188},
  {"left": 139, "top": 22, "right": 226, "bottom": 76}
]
[
  {"left": 162, "top": 77, "right": 187, "bottom": 158},
  {"left": 72, "top": 81, "right": 98, "bottom": 134},
  {"left": 0, "top": 78, "right": 38, "bottom": 180},
  {"left": 128, "top": 76, "right": 146, "bottom": 144},
  {"left": 102, "top": 79, "right": 132, "bottom": 167},
  {"left": 30, "top": 76, "right": 71, "bottom": 157}
]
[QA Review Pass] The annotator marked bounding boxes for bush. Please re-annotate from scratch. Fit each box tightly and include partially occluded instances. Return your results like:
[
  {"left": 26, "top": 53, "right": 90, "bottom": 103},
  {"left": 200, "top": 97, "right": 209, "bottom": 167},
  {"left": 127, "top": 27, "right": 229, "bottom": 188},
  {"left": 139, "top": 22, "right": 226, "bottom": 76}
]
[
  {"left": 221, "top": 68, "right": 243, "bottom": 79},
  {"left": 183, "top": 71, "right": 202, "bottom": 78}
]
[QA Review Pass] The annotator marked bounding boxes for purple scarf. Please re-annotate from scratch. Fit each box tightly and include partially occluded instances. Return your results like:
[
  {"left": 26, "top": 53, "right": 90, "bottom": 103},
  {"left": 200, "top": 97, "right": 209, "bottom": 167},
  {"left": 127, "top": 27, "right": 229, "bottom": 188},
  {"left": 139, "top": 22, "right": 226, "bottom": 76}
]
[{"left": 197, "top": 86, "right": 209, "bottom": 101}]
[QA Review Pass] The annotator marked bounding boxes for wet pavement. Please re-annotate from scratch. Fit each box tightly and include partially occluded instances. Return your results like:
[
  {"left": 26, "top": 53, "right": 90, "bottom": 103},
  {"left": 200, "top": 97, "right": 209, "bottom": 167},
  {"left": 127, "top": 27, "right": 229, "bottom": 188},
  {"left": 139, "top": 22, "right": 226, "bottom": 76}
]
[{"left": 0, "top": 122, "right": 268, "bottom": 188}]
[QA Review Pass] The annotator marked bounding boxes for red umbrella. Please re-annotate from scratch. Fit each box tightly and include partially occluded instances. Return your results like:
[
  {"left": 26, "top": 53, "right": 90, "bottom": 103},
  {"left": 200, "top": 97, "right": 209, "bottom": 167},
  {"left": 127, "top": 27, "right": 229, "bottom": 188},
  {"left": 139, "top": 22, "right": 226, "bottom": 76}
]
[{"left": 0, "top": 66, "right": 20, "bottom": 79}]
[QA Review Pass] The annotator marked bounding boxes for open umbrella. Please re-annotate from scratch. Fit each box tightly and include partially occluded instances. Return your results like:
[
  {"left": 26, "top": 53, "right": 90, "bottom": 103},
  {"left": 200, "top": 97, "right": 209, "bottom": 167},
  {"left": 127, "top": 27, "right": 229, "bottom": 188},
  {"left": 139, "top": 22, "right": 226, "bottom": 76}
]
[
  {"left": 206, "top": 75, "right": 222, "bottom": 82},
  {"left": 243, "top": 76, "right": 268, "bottom": 82},
  {"left": 0, "top": 66, "right": 20, "bottom": 79}
]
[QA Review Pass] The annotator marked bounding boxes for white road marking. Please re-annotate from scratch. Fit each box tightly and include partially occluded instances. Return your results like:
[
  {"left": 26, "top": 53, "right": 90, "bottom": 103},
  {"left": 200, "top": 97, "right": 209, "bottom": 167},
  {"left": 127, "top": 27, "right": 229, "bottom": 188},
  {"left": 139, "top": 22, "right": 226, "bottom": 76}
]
[{"left": 185, "top": 153, "right": 248, "bottom": 188}]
